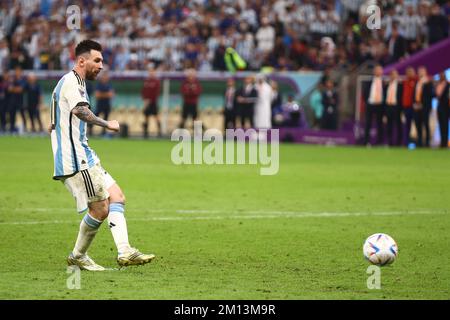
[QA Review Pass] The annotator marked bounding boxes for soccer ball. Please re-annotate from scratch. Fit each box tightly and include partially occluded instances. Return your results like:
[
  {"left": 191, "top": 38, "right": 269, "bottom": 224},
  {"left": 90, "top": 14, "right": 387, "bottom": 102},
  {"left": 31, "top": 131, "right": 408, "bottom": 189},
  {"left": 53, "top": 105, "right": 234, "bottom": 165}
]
[{"left": 363, "top": 233, "right": 398, "bottom": 266}]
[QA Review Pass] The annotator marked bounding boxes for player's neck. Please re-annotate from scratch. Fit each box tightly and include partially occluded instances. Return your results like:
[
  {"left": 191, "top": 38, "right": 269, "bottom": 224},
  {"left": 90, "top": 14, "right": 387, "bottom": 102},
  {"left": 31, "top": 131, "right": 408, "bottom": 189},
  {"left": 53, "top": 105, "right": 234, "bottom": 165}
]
[{"left": 72, "top": 66, "right": 86, "bottom": 80}]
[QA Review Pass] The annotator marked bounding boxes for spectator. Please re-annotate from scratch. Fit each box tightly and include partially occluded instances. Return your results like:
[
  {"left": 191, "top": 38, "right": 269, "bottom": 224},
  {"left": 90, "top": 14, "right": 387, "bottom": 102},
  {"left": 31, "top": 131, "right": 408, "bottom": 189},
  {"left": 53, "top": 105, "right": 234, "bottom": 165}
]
[
  {"left": 163, "top": 1, "right": 183, "bottom": 22},
  {"left": 141, "top": 67, "right": 161, "bottom": 137},
  {"left": 363, "top": 65, "right": 384, "bottom": 145},
  {"left": 0, "top": 40, "right": 9, "bottom": 73},
  {"left": 113, "top": 45, "right": 130, "bottom": 71},
  {"left": 401, "top": 67, "right": 417, "bottom": 146},
  {"left": 9, "top": 39, "right": 31, "bottom": 69},
  {"left": 236, "top": 75, "right": 257, "bottom": 129},
  {"left": 435, "top": 72, "right": 449, "bottom": 148},
  {"left": 235, "top": 25, "right": 255, "bottom": 63},
  {"left": 223, "top": 78, "right": 238, "bottom": 131},
  {"left": 256, "top": 16, "right": 275, "bottom": 53},
  {"left": 381, "top": 6, "right": 399, "bottom": 41},
  {"left": 24, "top": 72, "right": 42, "bottom": 133},
  {"left": 387, "top": 24, "right": 407, "bottom": 63},
  {"left": 321, "top": 79, "right": 338, "bottom": 131},
  {"left": 0, "top": 0, "right": 444, "bottom": 74},
  {"left": 212, "top": 42, "right": 227, "bottom": 71},
  {"left": 180, "top": 69, "right": 202, "bottom": 129},
  {"left": 426, "top": 4, "right": 449, "bottom": 45},
  {"left": 385, "top": 70, "right": 403, "bottom": 146},
  {"left": 399, "top": 5, "right": 425, "bottom": 49},
  {"left": 254, "top": 74, "right": 273, "bottom": 130}
]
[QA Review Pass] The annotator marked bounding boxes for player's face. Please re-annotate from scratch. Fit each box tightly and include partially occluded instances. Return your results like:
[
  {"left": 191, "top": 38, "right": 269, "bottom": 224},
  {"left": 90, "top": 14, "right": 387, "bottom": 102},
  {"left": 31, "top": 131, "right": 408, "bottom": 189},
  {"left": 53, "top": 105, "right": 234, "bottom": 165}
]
[{"left": 85, "top": 50, "right": 103, "bottom": 80}]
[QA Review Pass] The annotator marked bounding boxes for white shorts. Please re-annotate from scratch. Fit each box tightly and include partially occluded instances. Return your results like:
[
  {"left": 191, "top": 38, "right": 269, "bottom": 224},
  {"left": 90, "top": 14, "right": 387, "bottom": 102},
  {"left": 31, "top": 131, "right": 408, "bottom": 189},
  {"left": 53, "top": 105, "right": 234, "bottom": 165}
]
[{"left": 62, "top": 163, "right": 116, "bottom": 213}]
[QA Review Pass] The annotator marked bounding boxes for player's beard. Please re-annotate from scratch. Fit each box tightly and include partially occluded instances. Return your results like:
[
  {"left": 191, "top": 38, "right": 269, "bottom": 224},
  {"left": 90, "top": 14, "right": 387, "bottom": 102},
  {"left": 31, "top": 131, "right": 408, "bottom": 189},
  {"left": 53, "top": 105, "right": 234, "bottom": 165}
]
[{"left": 86, "top": 68, "right": 101, "bottom": 80}]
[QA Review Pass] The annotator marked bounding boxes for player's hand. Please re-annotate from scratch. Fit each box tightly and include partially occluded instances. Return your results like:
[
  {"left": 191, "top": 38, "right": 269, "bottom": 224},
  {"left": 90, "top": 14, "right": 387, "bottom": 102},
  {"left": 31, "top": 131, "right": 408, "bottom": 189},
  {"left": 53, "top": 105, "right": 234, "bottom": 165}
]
[
  {"left": 107, "top": 120, "right": 120, "bottom": 132},
  {"left": 47, "top": 124, "right": 53, "bottom": 134}
]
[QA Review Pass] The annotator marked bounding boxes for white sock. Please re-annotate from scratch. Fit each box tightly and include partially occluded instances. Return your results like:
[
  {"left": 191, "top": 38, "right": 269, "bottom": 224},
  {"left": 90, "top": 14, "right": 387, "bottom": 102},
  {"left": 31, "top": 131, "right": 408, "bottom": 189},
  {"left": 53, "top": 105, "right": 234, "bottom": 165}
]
[
  {"left": 72, "top": 213, "right": 102, "bottom": 258},
  {"left": 108, "top": 202, "right": 131, "bottom": 254}
]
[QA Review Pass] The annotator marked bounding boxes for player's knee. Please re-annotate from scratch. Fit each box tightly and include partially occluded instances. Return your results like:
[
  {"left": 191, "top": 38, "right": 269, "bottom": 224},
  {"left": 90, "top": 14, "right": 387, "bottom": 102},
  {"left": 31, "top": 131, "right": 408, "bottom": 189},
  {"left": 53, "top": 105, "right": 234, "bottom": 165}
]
[
  {"left": 109, "top": 187, "right": 126, "bottom": 205},
  {"left": 89, "top": 201, "right": 110, "bottom": 221},
  {"left": 112, "top": 192, "right": 126, "bottom": 205},
  {"left": 99, "top": 207, "right": 109, "bottom": 220}
]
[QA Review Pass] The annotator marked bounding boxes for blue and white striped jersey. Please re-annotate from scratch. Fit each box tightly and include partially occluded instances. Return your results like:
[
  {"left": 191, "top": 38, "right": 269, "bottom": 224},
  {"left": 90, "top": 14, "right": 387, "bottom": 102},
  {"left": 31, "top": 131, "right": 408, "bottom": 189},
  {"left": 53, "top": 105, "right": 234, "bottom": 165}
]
[{"left": 50, "top": 70, "right": 100, "bottom": 180}]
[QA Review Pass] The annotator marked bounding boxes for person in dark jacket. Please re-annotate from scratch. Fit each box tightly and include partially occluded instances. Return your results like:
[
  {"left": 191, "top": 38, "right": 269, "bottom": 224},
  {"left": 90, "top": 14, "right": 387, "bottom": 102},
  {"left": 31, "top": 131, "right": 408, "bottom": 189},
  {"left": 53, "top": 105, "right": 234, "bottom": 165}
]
[
  {"left": 25, "top": 72, "right": 43, "bottom": 132},
  {"left": 384, "top": 70, "right": 403, "bottom": 146},
  {"left": 427, "top": 4, "right": 449, "bottom": 45},
  {"left": 435, "top": 72, "right": 449, "bottom": 148},
  {"left": 92, "top": 72, "right": 114, "bottom": 136},
  {"left": 321, "top": 79, "right": 338, "bottom": 130},
  {"left": 387, "top": 25, "right": 406, "bottom": 63},
  {"left": 0, "top": 72, "right": 9, "bottom": 132},
  {"left": 363, "top": 65, "right": 385, "bottom": 145},
  {"left": 223, "top": 78, "right": 238, "bottom": 130},
  {"left": 413, "top": 66, "right": 434, "bottom": 147},
  {"left": 236, "top": 75, "right": 257, "bottom": 129},
  {"left": 8, "top": 66, "right": 27, "bottom": 133}
]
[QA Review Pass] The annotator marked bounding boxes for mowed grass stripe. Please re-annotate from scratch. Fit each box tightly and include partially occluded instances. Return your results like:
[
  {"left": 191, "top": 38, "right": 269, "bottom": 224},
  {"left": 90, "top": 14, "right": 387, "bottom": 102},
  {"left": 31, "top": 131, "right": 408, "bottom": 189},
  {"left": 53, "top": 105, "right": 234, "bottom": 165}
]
[{"left": 0, "top": 209, "right": 447, "bottom": 225}]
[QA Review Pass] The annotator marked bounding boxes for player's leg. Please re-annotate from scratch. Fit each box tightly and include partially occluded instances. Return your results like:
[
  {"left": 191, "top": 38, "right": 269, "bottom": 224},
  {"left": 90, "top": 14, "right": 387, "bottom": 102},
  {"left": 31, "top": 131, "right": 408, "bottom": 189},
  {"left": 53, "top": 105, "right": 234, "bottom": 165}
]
[
  {"left": 152, "top": 102, "right": 161, "bottom": 136},
  {"left": 106, "top": 182, "right": 129, "bottom": 253},
  {"left": 36, "top": 107, "right": 43, "bottom": 132},
  {"left": 364, "top": 104, "right": 374, "bottom": 145},
  {"left": 106, "top": 177, "right": 155, "bottom": 266},
  {"left": 69, "top": 199, "right": 109, "bottom": 271},
  {"left": 143, "top": 104, "right": 150, "bottom": 138},
  {"left": 153, "top": 114, "right": 162, "bottom": 136},
  {"left": 181, "top": 102, "right": 191, "bottom": 129},
  {"left": 28, "top": 107, "right": 35, "bottom": 132},
  {"left": 66, "top": 165, "right": 111, "bottom": 271},
  {"left": 9, "top": 102, "right": 17, "bottom": 132},
  {"left": 19, "top": 106, "right": 27, "bottom": 132}
]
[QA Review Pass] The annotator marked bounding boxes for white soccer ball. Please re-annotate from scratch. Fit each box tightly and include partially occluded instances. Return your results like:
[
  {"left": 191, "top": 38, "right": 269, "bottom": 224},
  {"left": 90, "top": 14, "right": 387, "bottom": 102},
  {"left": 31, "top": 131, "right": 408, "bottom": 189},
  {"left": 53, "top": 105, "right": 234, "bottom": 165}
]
[{"left": 363, "top": 233, "right": 398, "bottom": 266}]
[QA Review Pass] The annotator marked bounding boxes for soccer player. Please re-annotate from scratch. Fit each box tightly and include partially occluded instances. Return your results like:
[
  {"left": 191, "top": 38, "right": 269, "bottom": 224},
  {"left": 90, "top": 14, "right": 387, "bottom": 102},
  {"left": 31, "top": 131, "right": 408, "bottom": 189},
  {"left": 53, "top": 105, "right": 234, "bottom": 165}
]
[{"left": 48, "top": 40, "right": 155, "bottom": 271}]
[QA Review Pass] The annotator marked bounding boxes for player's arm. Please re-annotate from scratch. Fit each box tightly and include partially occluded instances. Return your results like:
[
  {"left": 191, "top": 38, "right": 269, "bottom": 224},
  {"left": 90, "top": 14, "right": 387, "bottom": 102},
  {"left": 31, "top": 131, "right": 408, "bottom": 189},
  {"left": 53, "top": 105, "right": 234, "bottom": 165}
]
[{"left": 71, "top": 103, "right": 119, "bottom": 132}]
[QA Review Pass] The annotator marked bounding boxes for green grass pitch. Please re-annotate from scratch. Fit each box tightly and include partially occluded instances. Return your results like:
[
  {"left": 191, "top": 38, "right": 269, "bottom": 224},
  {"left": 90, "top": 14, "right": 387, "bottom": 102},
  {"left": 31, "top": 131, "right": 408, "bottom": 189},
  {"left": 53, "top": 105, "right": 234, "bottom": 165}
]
[{"left": 0, "top": 136, "right": 449, "bottom": 299}]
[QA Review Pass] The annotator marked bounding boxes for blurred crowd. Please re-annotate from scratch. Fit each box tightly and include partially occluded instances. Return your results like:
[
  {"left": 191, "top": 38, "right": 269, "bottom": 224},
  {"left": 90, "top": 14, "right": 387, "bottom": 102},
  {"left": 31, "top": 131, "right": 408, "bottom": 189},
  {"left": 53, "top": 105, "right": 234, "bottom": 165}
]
[{"left": 0, "top": 0, "right": 449, "bottom": 73}]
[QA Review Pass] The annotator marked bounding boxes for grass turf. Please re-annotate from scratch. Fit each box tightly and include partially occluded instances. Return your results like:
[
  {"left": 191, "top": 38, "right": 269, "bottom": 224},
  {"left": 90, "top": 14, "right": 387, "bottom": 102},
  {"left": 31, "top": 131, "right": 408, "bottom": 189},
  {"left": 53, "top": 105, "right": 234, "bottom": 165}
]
[{"left": 0, "top": 136, "right": 449, "bottom": 299}]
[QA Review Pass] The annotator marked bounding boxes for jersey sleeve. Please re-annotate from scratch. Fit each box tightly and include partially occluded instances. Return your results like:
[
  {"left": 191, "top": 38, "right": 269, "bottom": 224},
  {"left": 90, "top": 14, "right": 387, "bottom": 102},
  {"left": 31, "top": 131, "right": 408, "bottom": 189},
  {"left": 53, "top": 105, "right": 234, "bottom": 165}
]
[{"left": 63, "top": 78, "right": 89, "bottom": 111}]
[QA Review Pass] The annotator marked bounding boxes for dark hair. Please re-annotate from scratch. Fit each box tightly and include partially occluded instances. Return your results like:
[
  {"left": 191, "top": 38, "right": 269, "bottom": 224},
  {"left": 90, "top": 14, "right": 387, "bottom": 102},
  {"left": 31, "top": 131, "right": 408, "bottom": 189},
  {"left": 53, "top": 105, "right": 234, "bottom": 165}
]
[{"left": 75, "top": 40, "right": 102, "bottom": 57}]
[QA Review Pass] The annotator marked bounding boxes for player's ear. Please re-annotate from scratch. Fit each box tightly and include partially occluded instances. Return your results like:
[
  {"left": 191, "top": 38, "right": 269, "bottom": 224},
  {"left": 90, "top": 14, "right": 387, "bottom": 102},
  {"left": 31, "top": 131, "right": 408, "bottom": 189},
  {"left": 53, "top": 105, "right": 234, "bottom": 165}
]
[{"left": 78, "top": 55, "right": 86, "bottom": 67}]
